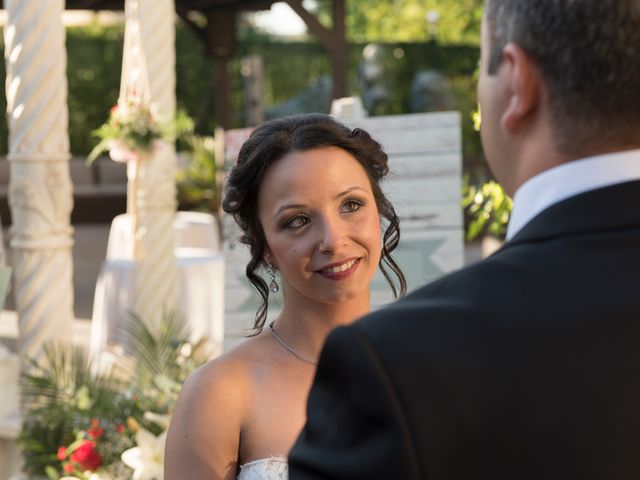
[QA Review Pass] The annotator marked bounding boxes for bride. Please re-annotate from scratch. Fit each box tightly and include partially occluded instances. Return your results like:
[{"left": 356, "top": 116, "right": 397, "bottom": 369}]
[{"left": 165, "top": 113, "right": 406, "bottom": 479}]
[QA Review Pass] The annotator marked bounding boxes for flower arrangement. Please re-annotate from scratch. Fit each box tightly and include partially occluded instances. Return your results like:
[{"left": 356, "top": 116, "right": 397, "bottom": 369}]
[
  {"left": 87, "top": 98, "right": 193, "bottom": 163},
  {"left": 17, "top": 313, "right": 211, "bottom": 480},
  {"left": 88, "top": 99, "right": 161, "bottom": 164},
  {"left": 56, "top": 419, "right": 105, "bottom": 473}
]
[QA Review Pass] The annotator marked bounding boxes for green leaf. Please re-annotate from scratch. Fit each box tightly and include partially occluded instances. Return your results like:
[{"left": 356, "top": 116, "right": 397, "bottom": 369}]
[
  {"left": 462, "top": 178, "right": 512, "bottom": 240},
  {"left": 45, "top": 465, "right": 60, "bottom": 480},
  {"left": 86, "top": 138, "right": 110, "bottom": 163}
]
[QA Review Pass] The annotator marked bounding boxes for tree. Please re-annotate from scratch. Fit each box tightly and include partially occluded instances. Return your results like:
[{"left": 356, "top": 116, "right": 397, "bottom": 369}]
[{"left": 313, "top": 0, "right": 483, "bottom": 45}]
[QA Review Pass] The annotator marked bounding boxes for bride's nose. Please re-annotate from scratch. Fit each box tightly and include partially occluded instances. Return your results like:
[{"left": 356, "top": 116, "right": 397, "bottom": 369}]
[{"left": 317, "top": 216, "right": 346, "bottom": 254}]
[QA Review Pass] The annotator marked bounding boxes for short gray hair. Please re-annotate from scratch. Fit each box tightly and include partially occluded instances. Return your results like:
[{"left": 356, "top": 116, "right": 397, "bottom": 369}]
[{"left": 486, "top": 0, "right": 640, "bottom": 153}]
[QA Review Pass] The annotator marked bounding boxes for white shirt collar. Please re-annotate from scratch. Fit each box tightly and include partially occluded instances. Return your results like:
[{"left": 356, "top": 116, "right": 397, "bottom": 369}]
[{"left": 506, "top": 149, "right": 640, "bottom": 240}]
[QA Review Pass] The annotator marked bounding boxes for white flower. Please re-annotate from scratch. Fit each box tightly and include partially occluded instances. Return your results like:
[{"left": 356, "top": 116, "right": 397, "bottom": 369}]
[
  {"left": 143, "top": 411, "right": 172, "bottom": 430},
  {"left": 121, "top": 427, "right": 167, "bottom": 480},
  {"left": 179, "top": 342, "right": 192, "bottom": 358}
]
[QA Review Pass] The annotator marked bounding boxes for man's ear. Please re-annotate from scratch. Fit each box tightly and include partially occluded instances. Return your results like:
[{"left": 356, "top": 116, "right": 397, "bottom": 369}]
[{"left": 501, "top": 43, "right": 541, "bottom": 132}]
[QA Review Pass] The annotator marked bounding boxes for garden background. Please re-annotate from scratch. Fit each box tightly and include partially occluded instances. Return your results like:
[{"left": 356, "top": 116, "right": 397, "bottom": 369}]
[{"left": 0, "top": 13, "right": 484, "bottom": 173}]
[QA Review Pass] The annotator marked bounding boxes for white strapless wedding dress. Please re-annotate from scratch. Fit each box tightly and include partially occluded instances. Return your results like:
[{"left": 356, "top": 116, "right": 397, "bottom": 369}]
[{"left": 237, "top": 456, "right": 288, "bottom": 480}]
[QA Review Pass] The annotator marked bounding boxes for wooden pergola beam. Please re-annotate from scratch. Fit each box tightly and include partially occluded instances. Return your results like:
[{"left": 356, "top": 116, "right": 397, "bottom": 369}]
[
  {"left": 332, "top": 0, "right": 347, "bottom": 99},
  {"left": 0, "top": 0, "right": 274, "bottom": 9},
  {"left": 283, "top": 0, "right": 347, "bottom": 99},
  {"left": 284, "top": 0, "right": 335, "bottom": 50},
  {"left": 175, "top": 6, "right": 208, "bottom": 43},
  {"left": 0, "top": 0, "right": 348, "bottom": 125}
]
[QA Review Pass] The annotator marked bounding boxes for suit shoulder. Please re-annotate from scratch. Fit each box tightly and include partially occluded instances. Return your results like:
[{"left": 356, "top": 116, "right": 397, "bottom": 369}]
[{"left": 357, "top": 249, "right": 531, "bottom": 342}]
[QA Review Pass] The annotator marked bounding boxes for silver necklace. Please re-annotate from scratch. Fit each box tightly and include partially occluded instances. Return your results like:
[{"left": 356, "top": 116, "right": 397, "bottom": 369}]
[{"left": 268, "top": 321, "right": 318, "bottom": 366}]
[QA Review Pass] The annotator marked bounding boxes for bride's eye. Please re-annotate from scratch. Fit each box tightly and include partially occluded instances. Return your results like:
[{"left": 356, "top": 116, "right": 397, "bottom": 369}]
[
  {"left": 283, "top": 215, "right": 309, "bottom": 229},
  {"left": 341, "top": 198, "right": 365, "bottom": 213}
]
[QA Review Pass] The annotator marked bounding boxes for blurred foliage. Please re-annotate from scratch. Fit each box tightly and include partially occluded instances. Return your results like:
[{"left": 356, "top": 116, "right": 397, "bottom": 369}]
[
  {"left": 0, "top": 21, "right": 483, "bottom": 168},
  {"left": 19, "top": 311, "right": 210, "bottom": 477},
  {"left": 462, "top": 177, "right": 512, "bottom": 241},
  {"left": 66, "top": 24, "right": 125, "bottom": 156},
  {"left": 312, "top": 0, "right": 484, "bottom": 44},
  {"left": 19, "top": 343, "right": 140, "bottom": 476},
  {"left": 175, "top": 22, "right": 216, "bottom": 135},
  {"left": 176, "top": 135, "right": 221, "bottom": 215},
  {"left": 238, "top": 39, "right": 482, "bottom": 166}
]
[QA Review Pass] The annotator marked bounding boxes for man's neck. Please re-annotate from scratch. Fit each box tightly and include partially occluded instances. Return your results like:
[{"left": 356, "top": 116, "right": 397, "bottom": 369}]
[{"left": 506, "top": 148, "right": 640, "bottom": 240}]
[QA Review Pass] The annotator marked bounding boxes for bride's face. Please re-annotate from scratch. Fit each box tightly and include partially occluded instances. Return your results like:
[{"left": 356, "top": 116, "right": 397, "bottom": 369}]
[{"left": 258, "top": 146, "right": 382, "bottom": 307}]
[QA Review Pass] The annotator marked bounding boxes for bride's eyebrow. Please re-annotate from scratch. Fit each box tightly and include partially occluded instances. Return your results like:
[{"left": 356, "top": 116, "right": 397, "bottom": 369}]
[
  {"left": 334, "top": 186, "right": 368, "bottom": 199},
  {"left": 274, "top": 203, "right": 307, "bottom": 217}
]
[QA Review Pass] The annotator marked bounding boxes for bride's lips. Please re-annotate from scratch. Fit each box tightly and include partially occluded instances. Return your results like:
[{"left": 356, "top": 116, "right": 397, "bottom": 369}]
[{"left": 315, "top": 258, "right": 361, "bottom": 280}]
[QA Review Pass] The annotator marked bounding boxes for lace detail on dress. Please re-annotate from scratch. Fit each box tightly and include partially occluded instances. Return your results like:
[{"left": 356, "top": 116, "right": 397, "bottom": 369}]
[{"left": 237, "top": 456, "right": 288, "bottom": 480}]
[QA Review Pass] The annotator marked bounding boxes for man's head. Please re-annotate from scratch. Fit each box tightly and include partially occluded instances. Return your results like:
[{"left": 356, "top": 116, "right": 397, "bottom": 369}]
[{"left": 479, "top": 0, "right": 640, "bottom": 193}]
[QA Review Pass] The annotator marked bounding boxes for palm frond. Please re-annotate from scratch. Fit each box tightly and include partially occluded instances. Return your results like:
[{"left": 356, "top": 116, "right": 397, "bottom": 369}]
[{"left": 120, "top": 310, "right": 190, "bottom": 385}]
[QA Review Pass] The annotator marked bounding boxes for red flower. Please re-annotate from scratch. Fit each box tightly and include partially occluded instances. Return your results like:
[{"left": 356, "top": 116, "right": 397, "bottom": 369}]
[
  {"left": 116, "top": 424, "right": 126, "bottom": 434},
  {"left": 87, "top": 418, "right": 104, "bottom": 439},
  {"left": 57, "top": 446, "right": 67, "bottom": 460},
  {"left": 69, "top": 440, "right": 102, "bottom": 471},
  {"left": 63, "top": 462, "right": 75, "bottom": 473}
]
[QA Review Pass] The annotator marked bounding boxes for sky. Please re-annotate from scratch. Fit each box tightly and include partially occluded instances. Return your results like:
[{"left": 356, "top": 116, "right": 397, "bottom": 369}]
[{"left": 249, "top": 2, "right": 310, "bottom": 37}]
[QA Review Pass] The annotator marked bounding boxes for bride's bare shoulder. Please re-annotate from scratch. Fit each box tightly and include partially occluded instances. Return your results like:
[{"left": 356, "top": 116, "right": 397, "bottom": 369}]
[
  {"left": 176, "top": 333, "right": 271, "bottom": 412},
  {"left": 165, "top": 334, "right": 270, "bottom": 479},
  {"left": 183, "top": 338, "right": 255, "bottom": 396}
]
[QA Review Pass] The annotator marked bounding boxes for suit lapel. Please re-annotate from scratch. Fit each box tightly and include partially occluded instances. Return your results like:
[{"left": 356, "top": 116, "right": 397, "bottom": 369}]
[{"left": 504, "top": 179, "right": 640, "bottom": 247}]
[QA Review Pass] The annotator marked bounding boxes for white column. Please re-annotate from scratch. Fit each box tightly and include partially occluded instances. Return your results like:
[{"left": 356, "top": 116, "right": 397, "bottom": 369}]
[
  {"left": 3, "top": 0, "right": 74, "bottom": 364},
  {"left": 123, "top": 0, "right": 179, "bottom": 327}
]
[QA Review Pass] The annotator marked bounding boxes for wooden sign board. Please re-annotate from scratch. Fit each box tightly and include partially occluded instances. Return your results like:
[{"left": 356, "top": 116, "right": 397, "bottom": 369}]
[
  {"left": 348, "top": 112, "right": 464, "bottom": 306},
  {"left": 222, "top": 112, "right": 464, "bottom": 338}
]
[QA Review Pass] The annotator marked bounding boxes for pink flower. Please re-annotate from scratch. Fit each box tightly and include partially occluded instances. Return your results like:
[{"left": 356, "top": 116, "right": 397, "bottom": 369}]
[{"left": 69, "top": 440, "right": 102, "bottom": 471}]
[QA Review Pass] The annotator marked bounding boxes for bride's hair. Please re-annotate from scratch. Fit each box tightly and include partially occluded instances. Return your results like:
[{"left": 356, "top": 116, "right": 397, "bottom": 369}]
[{"left": 223, "top": 113, "right": 406, "bottom": 333}]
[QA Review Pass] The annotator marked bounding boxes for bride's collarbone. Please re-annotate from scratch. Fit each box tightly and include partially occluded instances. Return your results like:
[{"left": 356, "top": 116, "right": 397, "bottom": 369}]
[{"left": 244, "top": 360, "right": 312, "bottom": 424}]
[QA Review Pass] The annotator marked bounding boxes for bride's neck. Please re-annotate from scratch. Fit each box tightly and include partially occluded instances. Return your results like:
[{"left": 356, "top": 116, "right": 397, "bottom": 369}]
[{"left": 273, "top": 297, "right": 371, "bottom": 360}]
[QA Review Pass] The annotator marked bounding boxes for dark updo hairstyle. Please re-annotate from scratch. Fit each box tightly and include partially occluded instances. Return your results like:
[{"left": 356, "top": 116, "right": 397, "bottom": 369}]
[{"left": 223, "top": 113, "right": 407, "bottom": 333}]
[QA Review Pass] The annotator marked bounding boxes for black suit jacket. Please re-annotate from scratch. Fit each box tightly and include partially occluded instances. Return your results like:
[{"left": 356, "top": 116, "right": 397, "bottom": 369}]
[{"left": 289, "top": 180, "right": 640, "bottom": 479}]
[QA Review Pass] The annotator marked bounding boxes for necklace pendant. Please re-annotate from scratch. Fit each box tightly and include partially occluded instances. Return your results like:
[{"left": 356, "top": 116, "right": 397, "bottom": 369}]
[{"left": 270, "top": 279, "right": 279, "bottom": 293}]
